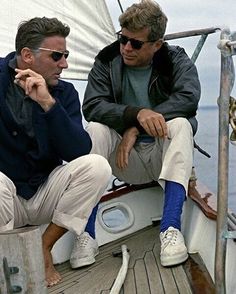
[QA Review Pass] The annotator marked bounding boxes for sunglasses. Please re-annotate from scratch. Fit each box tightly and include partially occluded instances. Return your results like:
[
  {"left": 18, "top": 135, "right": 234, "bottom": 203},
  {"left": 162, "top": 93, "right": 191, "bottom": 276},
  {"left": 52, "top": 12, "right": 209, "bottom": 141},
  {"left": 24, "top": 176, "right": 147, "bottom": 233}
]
[
  {"left": 38, "top": 47, "right": 69, "bottom": 62},
  {"left": 117, "top": 33, "right": 157, "bottom": 50}
]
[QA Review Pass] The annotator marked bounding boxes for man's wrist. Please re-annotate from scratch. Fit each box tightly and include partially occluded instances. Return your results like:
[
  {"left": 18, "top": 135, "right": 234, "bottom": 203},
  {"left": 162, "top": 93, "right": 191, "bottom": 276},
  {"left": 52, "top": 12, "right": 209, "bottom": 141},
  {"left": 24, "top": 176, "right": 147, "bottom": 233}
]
[
  {"left": 39, "top": 97, "right": 56, "bottom": 112},
  {"left": 129, "top": 126, "right": 140, "bottom": 136}
]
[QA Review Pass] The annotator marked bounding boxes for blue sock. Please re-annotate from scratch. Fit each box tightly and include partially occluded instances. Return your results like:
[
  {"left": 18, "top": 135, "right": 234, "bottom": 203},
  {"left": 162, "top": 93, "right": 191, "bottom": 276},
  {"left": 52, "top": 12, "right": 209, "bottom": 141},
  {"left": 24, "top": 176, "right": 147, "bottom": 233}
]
[
  {"left": 85, "top": 204, "right": 99, "bottom": 239},
  {"left": 160, "top": 181, "right": 186, "bottom": 233}
]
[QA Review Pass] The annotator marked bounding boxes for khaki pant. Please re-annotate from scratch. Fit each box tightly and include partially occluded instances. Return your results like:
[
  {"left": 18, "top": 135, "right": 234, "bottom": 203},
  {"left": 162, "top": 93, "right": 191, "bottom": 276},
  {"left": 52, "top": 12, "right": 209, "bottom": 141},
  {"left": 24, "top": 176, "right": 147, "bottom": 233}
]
[
  {"left": 0, "top": 154, "right": 111, "bottom": 236},
  {"left": 86, "top": 118, "right": 193, "bottom": 193}
]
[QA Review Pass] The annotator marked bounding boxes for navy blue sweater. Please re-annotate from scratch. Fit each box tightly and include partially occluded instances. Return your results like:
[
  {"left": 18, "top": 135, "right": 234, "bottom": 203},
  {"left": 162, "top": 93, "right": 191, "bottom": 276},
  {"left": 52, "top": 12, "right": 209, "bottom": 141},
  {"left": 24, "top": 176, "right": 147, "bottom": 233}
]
[{"left": 0, "top": 52, "right": 92, "bottom": 199}]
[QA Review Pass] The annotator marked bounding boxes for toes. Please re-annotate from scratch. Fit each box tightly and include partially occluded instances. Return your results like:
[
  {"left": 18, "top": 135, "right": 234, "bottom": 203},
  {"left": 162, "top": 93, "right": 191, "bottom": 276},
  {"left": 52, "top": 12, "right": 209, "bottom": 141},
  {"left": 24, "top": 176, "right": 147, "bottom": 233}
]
[{"left": 46, "top": 271, "right": 62, "bottom": 287}]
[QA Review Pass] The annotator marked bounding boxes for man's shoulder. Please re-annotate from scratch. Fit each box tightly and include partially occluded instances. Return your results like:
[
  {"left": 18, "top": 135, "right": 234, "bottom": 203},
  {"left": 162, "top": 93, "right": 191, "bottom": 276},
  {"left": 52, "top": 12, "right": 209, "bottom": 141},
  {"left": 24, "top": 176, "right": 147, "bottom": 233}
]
[
  {"left": 165, "top": 43, "right": 187, "bottom": 59},
  {"left": 153, "top": 43, "right": 189, "bottom": 76},
  {"left": 0, "top": 52, "right": 15, "bottom": 71},
  {"left": 0, "top": 57, "right": 4, "bottom": 68},
  {"left": 96, "top": 41, "right": 120, "bottom": 63},
  {"left": 156, "top": 43, "right": 186, "bottom": 61}
]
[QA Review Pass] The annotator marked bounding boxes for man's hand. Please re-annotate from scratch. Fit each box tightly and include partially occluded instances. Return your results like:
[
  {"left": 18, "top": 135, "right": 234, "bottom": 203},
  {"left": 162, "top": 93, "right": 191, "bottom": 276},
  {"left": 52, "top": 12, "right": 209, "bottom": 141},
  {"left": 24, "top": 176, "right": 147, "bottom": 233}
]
[
  {"left": 137, "top": 108, "right": 167, "bottom": 138},
  {"left": 116, "top": 127, "right": 139, "bottom": 169},
  {"left": 14, "top": 68, "right": 55, "bottom": 111}
]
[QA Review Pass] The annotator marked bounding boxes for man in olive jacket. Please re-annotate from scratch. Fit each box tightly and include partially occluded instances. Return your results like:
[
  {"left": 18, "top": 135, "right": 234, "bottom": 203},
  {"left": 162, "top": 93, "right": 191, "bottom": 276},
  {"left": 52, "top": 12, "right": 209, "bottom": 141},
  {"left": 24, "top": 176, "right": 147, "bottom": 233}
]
[{"left": 83, "top": 0, "right": 201, "bottom": 268}]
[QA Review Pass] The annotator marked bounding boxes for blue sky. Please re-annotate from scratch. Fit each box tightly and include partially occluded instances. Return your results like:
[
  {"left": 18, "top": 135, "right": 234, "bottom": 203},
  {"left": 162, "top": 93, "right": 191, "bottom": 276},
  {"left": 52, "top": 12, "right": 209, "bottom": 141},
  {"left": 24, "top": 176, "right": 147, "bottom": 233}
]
[{"left": 107, "top": 0, "right": 236, "bottom": 106}]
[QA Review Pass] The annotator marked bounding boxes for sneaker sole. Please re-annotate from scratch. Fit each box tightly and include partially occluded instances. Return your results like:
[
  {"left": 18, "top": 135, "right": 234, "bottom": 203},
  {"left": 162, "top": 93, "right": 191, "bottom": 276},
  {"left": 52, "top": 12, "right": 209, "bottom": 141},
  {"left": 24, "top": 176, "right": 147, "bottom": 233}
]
[
  {"left": 70, "top": 250, "right": 99, "bottom": 269},
  {"left": 161, "top": 251, "right": 188, "bottom": 267}
]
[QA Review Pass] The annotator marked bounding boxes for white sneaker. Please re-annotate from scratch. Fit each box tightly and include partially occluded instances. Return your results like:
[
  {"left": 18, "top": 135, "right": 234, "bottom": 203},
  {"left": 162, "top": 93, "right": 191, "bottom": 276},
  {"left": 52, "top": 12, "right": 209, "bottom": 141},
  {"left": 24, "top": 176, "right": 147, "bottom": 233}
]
[
  {"left": 70, "top": 232, "right": 99, "bottom": 269},
  {"left": 160, "top": 226, "right": 188, "bottom": 266}
]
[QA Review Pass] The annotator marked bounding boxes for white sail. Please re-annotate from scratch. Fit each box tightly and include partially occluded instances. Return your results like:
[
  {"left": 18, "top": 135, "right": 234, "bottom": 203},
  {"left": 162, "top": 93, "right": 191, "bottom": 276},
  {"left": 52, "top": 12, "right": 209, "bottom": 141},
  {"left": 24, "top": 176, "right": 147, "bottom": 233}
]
[{"left": 0, "top": 0, "right": 116, "bottom": 80}]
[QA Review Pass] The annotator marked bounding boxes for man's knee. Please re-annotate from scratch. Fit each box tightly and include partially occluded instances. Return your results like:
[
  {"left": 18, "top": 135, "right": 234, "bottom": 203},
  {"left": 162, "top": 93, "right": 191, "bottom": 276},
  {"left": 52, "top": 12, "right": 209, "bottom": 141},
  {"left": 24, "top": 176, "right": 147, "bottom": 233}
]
[
  {"left": 69, "top": 154, "right": 112, "bottom": 204},
  {"left": 84, "top": 154, "right": 112, "bottom": 183},
  {"left": 0, "top": 172, "right": 16, "bottom": 196},
  {"left": 0, "top": 173, "right": 15, "bottom": 230},
  {"left": 169, "top": 117, "right": 191, "bottom": 128},
  {"left": 167, "top": 118, "right": 193, "bottom": 137}
]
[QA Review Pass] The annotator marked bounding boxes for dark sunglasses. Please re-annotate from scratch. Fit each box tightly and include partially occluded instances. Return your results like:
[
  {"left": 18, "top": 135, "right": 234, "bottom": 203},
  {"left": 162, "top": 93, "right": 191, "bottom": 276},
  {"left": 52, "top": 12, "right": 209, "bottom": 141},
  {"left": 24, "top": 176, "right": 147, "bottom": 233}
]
[
  {"left": 38, "top": 47, "right": 69, "bottom": 62},
  {"left": 117, "top": 33, "right": 157, "bottom": 50}
]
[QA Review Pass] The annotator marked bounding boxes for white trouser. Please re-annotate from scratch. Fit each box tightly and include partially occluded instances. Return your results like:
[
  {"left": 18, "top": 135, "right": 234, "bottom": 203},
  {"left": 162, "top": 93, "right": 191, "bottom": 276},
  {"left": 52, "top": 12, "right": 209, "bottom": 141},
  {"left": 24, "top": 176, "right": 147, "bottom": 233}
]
[
  {"left": 0, "top": 154, "right": 111, "bottom": 236},
  {"left": 86, "top": 118, "right": 193, "bottom": 193}
]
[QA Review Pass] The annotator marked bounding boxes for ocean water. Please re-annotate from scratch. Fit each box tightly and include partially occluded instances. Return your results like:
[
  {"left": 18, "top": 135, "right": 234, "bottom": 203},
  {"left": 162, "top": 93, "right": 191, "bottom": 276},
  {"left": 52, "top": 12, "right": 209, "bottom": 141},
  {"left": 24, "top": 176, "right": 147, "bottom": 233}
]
[{"left": 194, "top": 106, "right": 236, "bottom": 213}]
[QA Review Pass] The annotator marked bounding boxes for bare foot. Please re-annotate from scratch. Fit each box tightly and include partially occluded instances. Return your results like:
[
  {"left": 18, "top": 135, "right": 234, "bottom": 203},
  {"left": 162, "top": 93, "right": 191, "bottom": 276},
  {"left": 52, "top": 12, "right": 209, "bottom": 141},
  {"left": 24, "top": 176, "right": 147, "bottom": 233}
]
[
  {"left": 43, "top": 246, "right": 62, "bottom": 287},
  {"left": 41, "top": 223, "right": 67, "bottom": 287}
]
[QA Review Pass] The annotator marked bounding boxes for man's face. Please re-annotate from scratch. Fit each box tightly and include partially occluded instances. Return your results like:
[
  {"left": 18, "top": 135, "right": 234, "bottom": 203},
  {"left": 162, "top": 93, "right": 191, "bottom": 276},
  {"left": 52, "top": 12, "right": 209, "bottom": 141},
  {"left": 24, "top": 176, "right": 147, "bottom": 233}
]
[
  {"left": 30, "top": 36, "right": 68, "bottom": 86},
  {"left": 119, "top": 27, "right": 162, "bottom": 67}
]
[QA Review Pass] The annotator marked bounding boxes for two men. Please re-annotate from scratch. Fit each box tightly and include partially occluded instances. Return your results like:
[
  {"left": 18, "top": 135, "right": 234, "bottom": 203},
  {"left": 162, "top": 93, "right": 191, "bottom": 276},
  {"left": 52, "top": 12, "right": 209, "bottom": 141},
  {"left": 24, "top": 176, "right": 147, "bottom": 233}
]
[
  {"left": 83, "top": 0, "right": 200, "bottom": 267},
  {"left": 0, "top": 0, "right": 201, "bottom": 288},
  {"left": 0, "top": 17, "right": 111, "bottom": 287}
]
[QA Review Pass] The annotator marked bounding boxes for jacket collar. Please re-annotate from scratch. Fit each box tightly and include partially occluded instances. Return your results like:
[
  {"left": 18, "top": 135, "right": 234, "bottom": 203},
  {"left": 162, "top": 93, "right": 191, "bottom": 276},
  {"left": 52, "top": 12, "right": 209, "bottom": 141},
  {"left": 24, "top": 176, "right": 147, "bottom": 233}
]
[{"left": 96, "top": 41, "right": 173, "bottom": 77}]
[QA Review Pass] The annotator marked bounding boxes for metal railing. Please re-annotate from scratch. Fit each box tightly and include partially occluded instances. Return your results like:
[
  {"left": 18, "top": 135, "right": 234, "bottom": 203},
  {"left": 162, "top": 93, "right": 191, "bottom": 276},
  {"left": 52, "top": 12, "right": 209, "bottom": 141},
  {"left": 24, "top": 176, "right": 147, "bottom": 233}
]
[
  {"left": 215, "top": 27, "right": 236, "bottom": 294},
  {"left": 165, "top": 27, "right": 236, "bottom": 293}
]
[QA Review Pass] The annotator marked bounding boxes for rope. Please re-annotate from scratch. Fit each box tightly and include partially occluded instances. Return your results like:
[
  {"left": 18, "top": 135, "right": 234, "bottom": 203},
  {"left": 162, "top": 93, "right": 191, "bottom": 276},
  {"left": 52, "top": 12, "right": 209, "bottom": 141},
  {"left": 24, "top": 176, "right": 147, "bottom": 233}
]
[
  {"left": 110, "top": 245, "right": 130, "bottom": 294},
  {"left": 217, "top": 39, "right": 232, "bottom": 57}
]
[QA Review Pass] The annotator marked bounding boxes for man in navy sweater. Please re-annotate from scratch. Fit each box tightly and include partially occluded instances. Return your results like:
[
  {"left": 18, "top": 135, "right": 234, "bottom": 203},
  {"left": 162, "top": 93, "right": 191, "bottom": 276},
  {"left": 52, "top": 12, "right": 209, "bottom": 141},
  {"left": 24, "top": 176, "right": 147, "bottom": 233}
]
[{"left": 0, "top": 17, "right": 111, "bottom": 287}]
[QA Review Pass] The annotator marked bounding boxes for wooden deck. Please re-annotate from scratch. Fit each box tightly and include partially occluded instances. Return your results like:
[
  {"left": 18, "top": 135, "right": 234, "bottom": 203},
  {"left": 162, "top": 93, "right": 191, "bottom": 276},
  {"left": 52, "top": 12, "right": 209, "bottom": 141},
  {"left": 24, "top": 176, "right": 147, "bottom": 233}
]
[{"left": 49, "top": 225, "right": 215, "bottom": 294}]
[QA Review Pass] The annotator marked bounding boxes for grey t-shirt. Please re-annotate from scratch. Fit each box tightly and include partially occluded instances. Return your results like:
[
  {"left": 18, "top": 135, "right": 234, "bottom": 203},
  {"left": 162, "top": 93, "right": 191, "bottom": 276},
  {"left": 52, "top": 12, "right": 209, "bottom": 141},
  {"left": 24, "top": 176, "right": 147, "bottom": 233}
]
[{"left": 122, "top": 64, "right": 154, "bottom": 143}]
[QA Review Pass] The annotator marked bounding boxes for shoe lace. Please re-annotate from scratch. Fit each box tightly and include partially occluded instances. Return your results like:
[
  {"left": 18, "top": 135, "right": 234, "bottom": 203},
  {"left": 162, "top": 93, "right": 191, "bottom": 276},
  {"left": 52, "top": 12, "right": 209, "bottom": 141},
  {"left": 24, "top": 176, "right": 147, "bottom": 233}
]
[
  {"left": 162, "top": 229, "right": 178, "bottom": 247},
  {"left": 77, "top": 234, "right": 90, "bottom": 248}
]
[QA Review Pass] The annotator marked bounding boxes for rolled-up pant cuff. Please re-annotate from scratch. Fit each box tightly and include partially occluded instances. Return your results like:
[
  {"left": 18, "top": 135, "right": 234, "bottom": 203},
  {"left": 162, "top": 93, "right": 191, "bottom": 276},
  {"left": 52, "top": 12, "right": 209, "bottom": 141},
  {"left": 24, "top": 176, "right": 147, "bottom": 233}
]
[{"left": 52, "top": 209, "right": 88, "bottom": 236}]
